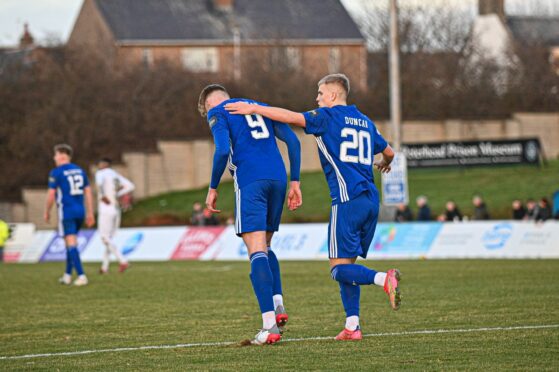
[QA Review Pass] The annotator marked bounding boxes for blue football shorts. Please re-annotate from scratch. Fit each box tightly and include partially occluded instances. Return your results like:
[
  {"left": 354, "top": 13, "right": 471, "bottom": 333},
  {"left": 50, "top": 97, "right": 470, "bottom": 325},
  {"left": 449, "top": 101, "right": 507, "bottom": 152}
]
[
  {"left": 327, "top": 189, "right": 379, "bottom": 259},
  {"left": 59, "top": 217, "right": 84, "bottom": 237},
  {"left": 234, "top": 179, "right": 287, "bottom": 236}
]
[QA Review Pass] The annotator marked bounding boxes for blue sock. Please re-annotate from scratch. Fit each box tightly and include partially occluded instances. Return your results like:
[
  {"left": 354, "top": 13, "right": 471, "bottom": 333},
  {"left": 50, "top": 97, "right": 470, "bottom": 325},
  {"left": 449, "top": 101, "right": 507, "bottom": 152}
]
[
  {"left": 249, "top": 252, "right": 274, "bottom": 314},
  {"left": 68, "top": 247, "right": 84, "bottom": 276},
  {"left": 331, "top": 264, "right": 377, "bottom": 286},
  {"left": 267, "top": 249, "right": 283, "bottom": 296},
  {"left": 339, "top": 282, "right": 360, "bottom": 317},
  {"left": 65, "top": 249, "right": 73, "bottom": 275}
]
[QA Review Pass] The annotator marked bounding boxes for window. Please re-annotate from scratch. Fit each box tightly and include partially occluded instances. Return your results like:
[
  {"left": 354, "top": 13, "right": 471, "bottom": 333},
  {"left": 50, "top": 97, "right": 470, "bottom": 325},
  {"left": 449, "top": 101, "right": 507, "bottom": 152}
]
[
  {"left": 181, "top": 48, "right": 219, "bottom": 73},
  {"left": 286, "top": 47, "right": 301, "bottom": 70},
  {"left": 142, "top": 48, "right": 153, "bottom": 68},
  {"left": 328, "top": 47, "right": 341, "bottom": 73}
]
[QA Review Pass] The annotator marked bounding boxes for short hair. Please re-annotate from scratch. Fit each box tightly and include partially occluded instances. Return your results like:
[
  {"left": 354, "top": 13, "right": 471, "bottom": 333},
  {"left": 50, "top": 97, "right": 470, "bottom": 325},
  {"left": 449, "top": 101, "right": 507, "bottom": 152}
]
[
  {"left": 54, "top": 144, "right": 73, "bottom": 157},
  {"left": 318, "top": 73, "right": 350, "bottom": 96},
  {"left": 198, "top": 84, "right": 228, "bottom": 117},
  {"left": 98, "top": 157, "right": 112, "bottom": 165}
]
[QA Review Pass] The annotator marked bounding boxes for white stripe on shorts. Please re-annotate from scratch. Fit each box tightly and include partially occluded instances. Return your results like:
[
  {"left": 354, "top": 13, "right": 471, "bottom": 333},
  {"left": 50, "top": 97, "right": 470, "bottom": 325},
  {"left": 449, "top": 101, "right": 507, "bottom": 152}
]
[{"left": 330, "top": 204, "right": 338, "bottom": 258}]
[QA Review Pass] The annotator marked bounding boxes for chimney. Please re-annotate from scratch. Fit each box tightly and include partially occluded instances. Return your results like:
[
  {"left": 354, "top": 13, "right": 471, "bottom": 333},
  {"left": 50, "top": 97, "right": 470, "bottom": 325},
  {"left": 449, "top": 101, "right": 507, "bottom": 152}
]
[
  {"left": 478, "top": 0, "right": 505, "bottom": 20},
  {"left": 19, "top": 23, "right": 34, "bottom": 49},
  {"left": 213, "top": 0, "right": 233, "bottom": 12}
]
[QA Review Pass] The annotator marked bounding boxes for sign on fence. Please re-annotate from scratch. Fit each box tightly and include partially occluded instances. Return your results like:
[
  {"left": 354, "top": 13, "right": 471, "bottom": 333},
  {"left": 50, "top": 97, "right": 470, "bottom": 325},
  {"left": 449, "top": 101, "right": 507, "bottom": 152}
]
[{"left": 381, "top": 152, "right": 409, "bottom": 206}]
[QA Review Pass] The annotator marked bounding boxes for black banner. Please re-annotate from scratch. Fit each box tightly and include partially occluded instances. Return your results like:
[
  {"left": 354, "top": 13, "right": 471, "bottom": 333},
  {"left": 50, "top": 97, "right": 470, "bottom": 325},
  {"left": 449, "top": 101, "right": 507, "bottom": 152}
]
[{"left": 401, "top": 138, "right": 541, "bottom": 168}]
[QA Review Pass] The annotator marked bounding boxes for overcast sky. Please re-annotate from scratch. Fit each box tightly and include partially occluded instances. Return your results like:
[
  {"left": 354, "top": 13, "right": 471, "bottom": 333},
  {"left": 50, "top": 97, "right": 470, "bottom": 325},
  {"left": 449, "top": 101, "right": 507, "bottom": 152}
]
[{"left": 0, "top": 0, "right": 556, "bottom": 47}]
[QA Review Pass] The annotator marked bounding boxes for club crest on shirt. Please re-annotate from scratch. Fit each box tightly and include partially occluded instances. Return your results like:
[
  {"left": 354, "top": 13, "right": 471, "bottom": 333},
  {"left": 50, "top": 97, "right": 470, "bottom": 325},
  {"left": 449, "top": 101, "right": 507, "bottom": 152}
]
[
  {"left": 208, "top": 116, "right": 217, "bottom": 129},
  {"left": 309, "top": 110, "right": 318, "bottom": 117}
]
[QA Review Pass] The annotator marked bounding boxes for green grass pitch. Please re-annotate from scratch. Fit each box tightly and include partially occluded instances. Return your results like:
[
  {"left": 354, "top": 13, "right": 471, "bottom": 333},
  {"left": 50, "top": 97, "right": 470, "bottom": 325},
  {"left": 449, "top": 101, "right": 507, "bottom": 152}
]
[{"left": 1, "top": 260, "right": 558, "bottom": 370}]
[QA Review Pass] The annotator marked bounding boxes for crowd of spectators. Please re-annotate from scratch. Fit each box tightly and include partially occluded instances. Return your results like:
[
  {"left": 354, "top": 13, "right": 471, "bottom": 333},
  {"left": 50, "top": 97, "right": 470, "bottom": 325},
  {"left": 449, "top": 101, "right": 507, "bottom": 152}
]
[
  {"left": 190, "top": 202, "right": 220, "bottom": 226},
  {"left": 393, "top": 193, "right": 558, "bottom": 223}
]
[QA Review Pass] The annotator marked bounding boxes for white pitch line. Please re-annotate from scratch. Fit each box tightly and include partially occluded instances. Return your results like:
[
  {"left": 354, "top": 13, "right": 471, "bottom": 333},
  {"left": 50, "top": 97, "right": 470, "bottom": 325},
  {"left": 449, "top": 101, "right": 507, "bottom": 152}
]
[{"left": 1, "top": 324, "right": 558, "bottom": 361}]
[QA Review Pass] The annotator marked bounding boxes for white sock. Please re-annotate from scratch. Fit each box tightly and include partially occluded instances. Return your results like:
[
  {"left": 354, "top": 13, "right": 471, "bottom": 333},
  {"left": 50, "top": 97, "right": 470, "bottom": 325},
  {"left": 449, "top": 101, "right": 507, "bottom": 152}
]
[
  {"left": 262, "top": 311, "right": 276, "bottom": 329},
  {"left": 63, "top": 273, "right": 71, "bottom": 281},
  {"left": 345, "top": 315, "right": 359, "bottom": 331},
  {"left": 374, "top": 272, "right": 387, "bottom": 287},
  {"left": 107, "top": 241, "right": 127, "bottom": 264},
  {"left": 102, "top": 246, "right": 110, "bottom": 272},
  {"left": 273, "top": 294, "right": 284, "bottom": 310}
]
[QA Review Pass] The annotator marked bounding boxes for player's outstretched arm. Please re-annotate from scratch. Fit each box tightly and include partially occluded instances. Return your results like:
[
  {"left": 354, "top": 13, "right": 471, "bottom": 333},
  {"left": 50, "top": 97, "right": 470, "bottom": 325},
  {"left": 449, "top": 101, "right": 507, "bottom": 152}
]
[
  {"left": 225, "top": 102, "right": 306, "bottom": 128},
  {"left": 373, "top": 144, "right": 395, "bottom": 174}
]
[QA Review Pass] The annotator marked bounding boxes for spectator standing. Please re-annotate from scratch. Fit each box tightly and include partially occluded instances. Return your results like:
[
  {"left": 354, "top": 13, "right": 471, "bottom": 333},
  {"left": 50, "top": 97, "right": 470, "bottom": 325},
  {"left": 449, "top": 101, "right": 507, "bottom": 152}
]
[
  {"left": 190, "top": 202, "right": 205, "bottom": 226},
  {"left": 394, "top": 204, "right": 413, "bottom": 222},
  {"left": 511, "top": 200, "right": 526, "bottom": 220},
  {"left": 535, "top": 198, "right": 552, "bottom": 222},
  {"left": 472, "top": 196, "right": 490, "bottom": 220},
  {"left": 525, "top": 199, "right": 538, "bottom": 221},
  {"left": 416, "top": 196, "right": 431, "bottom": 221},
  {"left": 444, "top": 201, "right": 463, "bottom": 222}
]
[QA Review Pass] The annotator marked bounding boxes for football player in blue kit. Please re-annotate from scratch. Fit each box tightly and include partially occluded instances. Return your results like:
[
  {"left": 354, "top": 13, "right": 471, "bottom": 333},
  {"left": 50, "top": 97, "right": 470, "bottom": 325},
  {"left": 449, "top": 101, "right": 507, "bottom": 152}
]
[
  {"left": 44, "top": 144, "right": 95, "bottom": 286},
  {"left": 226, "top": 73, "right": 401, "bottom": 341},
  {"left": 198, "top": 84, "right": 302, "bottom": 345}
]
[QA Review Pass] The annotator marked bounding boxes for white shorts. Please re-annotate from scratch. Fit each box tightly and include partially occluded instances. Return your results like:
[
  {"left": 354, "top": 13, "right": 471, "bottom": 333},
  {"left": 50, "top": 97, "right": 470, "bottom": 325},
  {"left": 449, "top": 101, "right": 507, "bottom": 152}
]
[{"left": 98, "top": 210, "right": 121, "bottom": 239}]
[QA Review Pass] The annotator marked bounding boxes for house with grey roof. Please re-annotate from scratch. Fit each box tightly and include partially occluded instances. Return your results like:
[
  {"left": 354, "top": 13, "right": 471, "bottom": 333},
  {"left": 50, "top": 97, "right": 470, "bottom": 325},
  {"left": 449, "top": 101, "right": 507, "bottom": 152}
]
[
  {"left": 68, "top": 0, "right": 367, "bottom": 89},
  {"left": 472, "top": 0, "right": 559, "bottom": 73}
]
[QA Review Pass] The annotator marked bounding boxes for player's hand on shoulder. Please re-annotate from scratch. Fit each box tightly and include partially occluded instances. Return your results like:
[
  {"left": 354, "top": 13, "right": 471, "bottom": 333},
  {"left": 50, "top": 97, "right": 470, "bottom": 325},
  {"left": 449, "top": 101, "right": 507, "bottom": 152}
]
[
  {"left": 287, "top": 181, "right": 303, "bottom": 211},
  {"left": 224, "top": 102, "right": 256, "bottom": 115},
  {"left": 373, "top": 160, "right": 392, "bottom": 173},
  {"left": 206, "top": 188, "right": 221, "bottom": 213}
]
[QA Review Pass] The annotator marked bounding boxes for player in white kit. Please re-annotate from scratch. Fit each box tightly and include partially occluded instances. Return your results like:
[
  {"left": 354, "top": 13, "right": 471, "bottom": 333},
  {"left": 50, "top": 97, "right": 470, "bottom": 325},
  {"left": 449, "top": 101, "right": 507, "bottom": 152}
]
[{"left": 95, "top": 158, "right": 135, "bottom": 273}]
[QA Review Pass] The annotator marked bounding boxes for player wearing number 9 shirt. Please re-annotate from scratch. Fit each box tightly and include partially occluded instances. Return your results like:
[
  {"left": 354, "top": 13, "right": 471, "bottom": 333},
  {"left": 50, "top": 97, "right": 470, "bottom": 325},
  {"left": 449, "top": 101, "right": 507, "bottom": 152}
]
[
  {"left": 44, "top": 144, "right": 94, "bottom": 287},
  {"left": 225, "top": 74, "right": 402, "bottom": 341},
  {"left": 198, "top": 84, "right": 302, "bottom": 345}
]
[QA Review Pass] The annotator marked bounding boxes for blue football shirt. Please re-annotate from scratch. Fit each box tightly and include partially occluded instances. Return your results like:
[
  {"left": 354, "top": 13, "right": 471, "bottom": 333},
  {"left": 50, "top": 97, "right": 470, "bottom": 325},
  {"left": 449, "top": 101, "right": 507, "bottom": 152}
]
[
  {"left": 208, "top": 99, "right": 287, "bottom": 189},
  {"left": 302, "top": 105, "right": 388, "bottom": 205},
  {"left": 48, "top": 163, "right": 90, "bottom": 219}
]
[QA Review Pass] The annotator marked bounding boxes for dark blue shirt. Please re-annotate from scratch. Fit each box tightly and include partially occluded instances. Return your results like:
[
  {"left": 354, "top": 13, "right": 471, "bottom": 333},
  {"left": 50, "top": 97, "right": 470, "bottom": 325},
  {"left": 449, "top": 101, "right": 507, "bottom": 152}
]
[
  {"left": 48, "top": 163, "right": 90, "bottom": 219},
  {"left": 207, "top": 98, "right": 300, "bottom": 189},
  {"left": 303, "top": 105, "right": 388, "bottom": 204}
]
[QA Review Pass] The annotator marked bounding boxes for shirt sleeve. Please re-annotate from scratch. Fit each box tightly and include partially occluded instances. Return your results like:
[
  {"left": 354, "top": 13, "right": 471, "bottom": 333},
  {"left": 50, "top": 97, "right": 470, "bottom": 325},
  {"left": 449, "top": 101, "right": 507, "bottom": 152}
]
[
  {"left": 48, "top": 170, "right": 57, "bottom": 189},
  {"left": 302, "top": 108, "right": 329, "bottom": 136},
  {"left": 116, "top": 173, "right": 135, "bottom": 197},
  {"left": 273, "top": 121, "right": 301, "bottom": 182},
  {"left": 209, "top": 112, "right": 231, "bottom": 189},
  {"left": 372, "top": 123, "right": 388, "bottom": 155}
]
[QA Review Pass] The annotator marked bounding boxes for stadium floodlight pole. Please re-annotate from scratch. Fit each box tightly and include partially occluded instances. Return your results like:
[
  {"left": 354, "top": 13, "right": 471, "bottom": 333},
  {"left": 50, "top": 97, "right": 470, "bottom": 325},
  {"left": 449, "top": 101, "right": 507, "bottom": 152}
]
[
  {"left": 233, "top": 25, "right": 241, "bottom": 82},
  {"left": 389, "top": 0, "right": 402, "bottom": 151}
]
